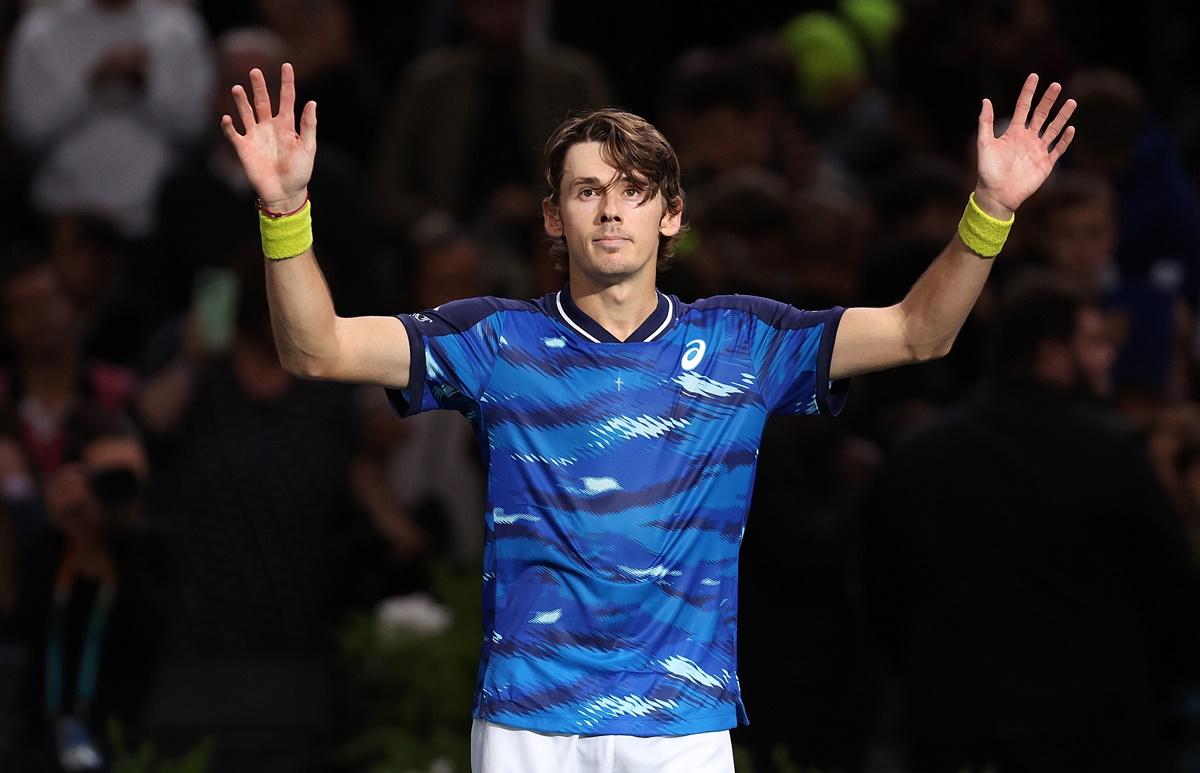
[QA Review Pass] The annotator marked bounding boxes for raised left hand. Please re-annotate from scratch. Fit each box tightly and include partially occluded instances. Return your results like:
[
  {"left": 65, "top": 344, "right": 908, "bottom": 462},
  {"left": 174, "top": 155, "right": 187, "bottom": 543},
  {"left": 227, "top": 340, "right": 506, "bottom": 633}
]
[{"left": 975, "top": 73, "right": 1077, "bottom": 218}]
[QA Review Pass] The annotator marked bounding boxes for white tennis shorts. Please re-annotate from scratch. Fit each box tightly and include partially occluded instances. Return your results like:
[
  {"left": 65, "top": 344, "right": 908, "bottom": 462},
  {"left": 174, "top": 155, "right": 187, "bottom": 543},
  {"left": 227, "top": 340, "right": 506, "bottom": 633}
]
[{"left": 470, "top": 718, "right": 736, "bottom": 773}]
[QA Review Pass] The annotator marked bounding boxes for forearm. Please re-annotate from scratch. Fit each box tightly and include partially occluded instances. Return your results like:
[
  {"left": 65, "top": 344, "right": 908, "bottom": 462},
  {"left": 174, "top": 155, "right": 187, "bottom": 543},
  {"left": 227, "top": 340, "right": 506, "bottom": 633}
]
[
  {"left": 899, "top": 187, "right": 1012, "bottom": 358},
  {"left": 264, "top": 246, "right": 343, "bottom": 377}
]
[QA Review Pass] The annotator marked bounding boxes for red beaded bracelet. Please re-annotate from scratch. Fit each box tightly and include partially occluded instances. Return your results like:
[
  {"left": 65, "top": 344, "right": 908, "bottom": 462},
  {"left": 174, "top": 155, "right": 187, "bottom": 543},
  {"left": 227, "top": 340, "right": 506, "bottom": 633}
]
[{"left": 256, "top": 192, "right": 310, "bottom": 218}]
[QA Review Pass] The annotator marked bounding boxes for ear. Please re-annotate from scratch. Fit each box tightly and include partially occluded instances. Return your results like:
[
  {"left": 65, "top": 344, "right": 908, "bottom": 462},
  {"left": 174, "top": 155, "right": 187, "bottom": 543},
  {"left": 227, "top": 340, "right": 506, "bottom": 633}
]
[
  {"left": 542, "top": 197, "right": 563, "bottom": 238},
  {"left": 659, "top": 197, "right": 683, "bottom": 238}
]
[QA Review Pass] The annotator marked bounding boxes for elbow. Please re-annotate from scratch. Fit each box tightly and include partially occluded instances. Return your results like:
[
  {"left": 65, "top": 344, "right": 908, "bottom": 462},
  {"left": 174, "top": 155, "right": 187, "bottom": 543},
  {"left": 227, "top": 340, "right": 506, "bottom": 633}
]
[
  {"left": 912, "top": 337, "right": 954, "bottom": 362},
  {"left": 280, "top": 353, "right": 328, "bottom": 379}
]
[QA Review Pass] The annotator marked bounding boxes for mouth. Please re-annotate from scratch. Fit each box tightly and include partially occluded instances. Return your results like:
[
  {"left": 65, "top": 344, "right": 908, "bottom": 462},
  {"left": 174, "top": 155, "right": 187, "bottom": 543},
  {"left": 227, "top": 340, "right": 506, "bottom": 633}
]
[{"left": 593, "top": 235, "right": 630, "bottom": 245}]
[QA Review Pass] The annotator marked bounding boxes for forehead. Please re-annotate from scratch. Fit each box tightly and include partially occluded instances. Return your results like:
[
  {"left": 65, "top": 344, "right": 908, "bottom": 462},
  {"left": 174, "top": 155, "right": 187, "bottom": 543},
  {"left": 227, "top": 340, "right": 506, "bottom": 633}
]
[
  {"left": 561, "top": 141, "right": 632, "bottom": 187},
  {"left": 84, "top": 436, "right": 147, "bottom": 472},
  {"left": 563, "top": 142, "right": 614, "bottom": 178}
]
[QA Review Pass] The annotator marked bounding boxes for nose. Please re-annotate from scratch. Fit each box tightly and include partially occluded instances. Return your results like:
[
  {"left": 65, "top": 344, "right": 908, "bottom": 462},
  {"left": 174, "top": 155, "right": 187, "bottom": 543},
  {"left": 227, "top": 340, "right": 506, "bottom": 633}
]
[{"left": 599, "top": 191, "right": 621, "bottom": 223}]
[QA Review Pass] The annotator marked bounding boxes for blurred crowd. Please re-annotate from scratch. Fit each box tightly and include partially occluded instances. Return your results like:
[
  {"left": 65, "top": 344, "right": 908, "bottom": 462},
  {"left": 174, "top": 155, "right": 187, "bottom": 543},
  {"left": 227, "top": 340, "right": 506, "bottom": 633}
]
[{"left": 0, "top": 0, "right": 1198, "bottom": 771}]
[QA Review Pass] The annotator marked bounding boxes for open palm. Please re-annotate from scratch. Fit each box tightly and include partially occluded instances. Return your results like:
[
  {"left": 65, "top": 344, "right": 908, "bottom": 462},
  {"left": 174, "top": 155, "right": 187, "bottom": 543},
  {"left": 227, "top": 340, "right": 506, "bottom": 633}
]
[
  {"left": 220, "top": 63, "right": 316, "bottom": 211},
  {"left": 977, "top": 73, "right": 1077, "bottom": 214}
]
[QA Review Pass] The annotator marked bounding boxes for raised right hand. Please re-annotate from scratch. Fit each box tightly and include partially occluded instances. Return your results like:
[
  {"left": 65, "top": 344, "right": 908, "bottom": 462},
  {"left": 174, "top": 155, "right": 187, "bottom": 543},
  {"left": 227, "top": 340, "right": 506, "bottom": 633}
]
[{"left": 220, "top": 63, "right": 316, "bottom": 212}]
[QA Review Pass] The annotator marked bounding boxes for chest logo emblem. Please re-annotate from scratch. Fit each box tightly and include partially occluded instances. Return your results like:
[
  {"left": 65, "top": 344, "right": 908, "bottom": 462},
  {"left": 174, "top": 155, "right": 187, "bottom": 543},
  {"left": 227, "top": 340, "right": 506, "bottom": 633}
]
[{"left": 681, "top": 339, "right": 707, "bottom": 371}]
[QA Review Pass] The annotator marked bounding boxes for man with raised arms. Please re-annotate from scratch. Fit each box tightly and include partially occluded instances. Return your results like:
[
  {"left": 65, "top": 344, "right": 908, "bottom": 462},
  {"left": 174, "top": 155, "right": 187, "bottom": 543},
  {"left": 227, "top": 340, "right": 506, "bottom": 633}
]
[{"left": 221, "top": 63, "right": 1075, "bottom": 772}]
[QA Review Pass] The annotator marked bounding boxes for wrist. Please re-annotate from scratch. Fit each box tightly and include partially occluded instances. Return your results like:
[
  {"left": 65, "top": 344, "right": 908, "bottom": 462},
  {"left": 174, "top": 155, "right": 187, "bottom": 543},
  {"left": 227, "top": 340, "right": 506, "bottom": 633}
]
[
  {"left": 959, "top": 191, "right": 1014, "bottom": 259},
  {"left": 260, "top": 190, "right": 308, "bottom": 216},
  {"left": 259, "top": 197, "right": 313, "bottom": 260},
  {"left": 972, "top": 185, "right": 1015, "bottom": 220}
]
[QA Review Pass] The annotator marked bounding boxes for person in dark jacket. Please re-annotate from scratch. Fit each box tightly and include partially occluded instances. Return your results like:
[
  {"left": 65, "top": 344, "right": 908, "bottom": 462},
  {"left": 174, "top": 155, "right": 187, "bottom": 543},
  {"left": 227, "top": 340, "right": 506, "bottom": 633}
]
[
  {"left": 860, "top": 271, "right": 1200, "bottom": 773},
  {"left": 12, "top": 406, "right": 171, "bottom": 772}
]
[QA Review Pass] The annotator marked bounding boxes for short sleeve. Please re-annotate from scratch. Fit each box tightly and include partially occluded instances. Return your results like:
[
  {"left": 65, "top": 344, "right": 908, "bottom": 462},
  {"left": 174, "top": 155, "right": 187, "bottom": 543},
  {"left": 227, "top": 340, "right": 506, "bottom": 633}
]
[
  {"left": 747, "top": 299, "right": 849, "bottom": 416},
  {"left": 385, "top": 297, "right": 506, "bottom": 419}
]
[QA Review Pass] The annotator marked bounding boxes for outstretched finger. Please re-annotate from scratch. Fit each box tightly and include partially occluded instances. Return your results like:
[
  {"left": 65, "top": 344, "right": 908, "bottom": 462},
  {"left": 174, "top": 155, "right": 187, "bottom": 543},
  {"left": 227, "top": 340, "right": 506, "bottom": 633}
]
[
  {"left": 1041, "top": 98, "right": 1077, "bottom": 144},
  {"left": 300, "top": 100, "right": 317, "bottom": 155},
  {"left": 249, "top": 68, "right": 273, "bottom": 122},
  {"left": 219, "top": 113, "right": 240, "bottom": 143},
  {"left": 231, "top": 84, "right": 256, "bottom": 132},
  {"left": 1050, "top": 125, "right": 1076, "bottom": 163},
  {"left": 1028, "top": 81, "right": 1061, "bottom": 133},
  {"left": 978, "top": 98, "right": 995, "bottom": 143},
  {"left": 1010, "top": 73, "right": 1039, "bottom": 130},
  {"left": 279, "top": 62, "right": 296, "bottom": 126}
]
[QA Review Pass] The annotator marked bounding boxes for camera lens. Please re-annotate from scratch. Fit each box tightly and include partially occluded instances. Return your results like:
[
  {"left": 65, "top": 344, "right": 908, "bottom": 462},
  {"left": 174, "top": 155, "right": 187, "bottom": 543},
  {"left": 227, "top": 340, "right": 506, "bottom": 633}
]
[{"left": 87, "top": 468, "right": 144, "bottom": 508}]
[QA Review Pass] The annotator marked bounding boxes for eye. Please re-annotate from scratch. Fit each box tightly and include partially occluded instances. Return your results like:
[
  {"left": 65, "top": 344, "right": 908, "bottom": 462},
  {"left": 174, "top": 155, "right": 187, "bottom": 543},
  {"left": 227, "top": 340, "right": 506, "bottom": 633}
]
[
  {"left": 578, "top": 188, "right": 596, "bottom": 199},
  {"left": 623, "top": 187, "right": 641, "bottom": 197}
]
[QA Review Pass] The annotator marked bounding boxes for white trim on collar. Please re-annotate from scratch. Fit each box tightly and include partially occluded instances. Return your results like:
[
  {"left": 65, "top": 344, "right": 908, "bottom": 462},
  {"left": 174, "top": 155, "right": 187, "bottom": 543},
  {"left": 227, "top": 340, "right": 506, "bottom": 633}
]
[
  {"left": 555, "top": 290, "right": 672, "bottom": 343},
  {"left": 643, "top": 293, "right": 673, "bottom": 342},
  {"left": 555, "top": 290, "right": 602, "bottom": 343}
]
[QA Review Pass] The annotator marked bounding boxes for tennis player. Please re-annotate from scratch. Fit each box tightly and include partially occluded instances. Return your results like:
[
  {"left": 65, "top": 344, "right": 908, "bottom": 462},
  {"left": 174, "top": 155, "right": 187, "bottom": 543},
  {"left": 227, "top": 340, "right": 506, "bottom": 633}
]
[{"left": 221, "top": 63, "right": 1076, "bottom": 772}]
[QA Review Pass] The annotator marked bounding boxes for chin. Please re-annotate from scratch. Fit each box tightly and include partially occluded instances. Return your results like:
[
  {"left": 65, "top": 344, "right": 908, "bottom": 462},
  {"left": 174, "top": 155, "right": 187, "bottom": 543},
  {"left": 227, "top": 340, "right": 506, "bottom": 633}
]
[{"left": 575, "top": 247, "right": 652, "bottom": 280}]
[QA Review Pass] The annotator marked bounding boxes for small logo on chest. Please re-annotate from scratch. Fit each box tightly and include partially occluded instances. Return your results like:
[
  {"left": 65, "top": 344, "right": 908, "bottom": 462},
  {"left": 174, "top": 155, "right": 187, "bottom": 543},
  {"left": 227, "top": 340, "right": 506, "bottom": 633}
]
[{"left": 681, "top": 339, "right": 707, "bottom": 371}]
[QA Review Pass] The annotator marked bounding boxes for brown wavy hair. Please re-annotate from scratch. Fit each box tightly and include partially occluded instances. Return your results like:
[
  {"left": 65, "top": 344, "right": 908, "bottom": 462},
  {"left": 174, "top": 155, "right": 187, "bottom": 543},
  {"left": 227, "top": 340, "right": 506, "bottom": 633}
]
[{"left": 542, "top": 108, "right": 686, "bottom": 271}]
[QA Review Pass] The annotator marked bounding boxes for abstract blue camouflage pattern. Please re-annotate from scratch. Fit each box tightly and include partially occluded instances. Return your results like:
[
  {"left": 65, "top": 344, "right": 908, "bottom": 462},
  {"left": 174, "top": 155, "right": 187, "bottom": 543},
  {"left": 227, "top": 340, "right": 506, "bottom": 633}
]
[{"left": 387, "top": 286, "right": 848, "bottom": 736}]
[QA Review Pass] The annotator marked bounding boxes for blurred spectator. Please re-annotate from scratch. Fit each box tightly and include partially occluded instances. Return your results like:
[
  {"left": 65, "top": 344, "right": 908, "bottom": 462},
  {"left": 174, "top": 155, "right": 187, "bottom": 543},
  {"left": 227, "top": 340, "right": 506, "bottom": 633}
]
[
  {"left": 680, "top": 167, "right": 867, "bottom": 307},
  {"left": 0, "top": 431, "right": 35, "bottom": 773},
  {"left": 371, "top": 0, "right": 612, "bottom": 252},
  {"left": 359, "top": 218, "right": 487, "bottom": 566},
  {"left": 790, "top": 185, "right": 870, "bottom": 307},
  {"left": 45, "top": 212, "right": 154, "bottom": 368},
  {"left": 860, "top": 272, "right": 1200, "bottom": 772},
  {"left": 133, "top": 253, "right": 423, "bottom": 772},
  {"left": 1066, "top": 68, "right": 1200, "bottom": 311},
  {"left": 779, "top": 5, "right": 907, "bottom": 181},
  {"left": 658, "top": 49, "right": 777, "bottom": 192},
  {"left": 737, "top": 413, "right": 881, "bottom": 772},
  {"left": 672, "top": 168, "right": 793, "bottom": 301},
  {"left": 152, "top": 26, "right": 380, "bottom": 324},
  {"left": 1146, "top": 403, "right": 1200, "bottom": 558},
  {"left": 3, "top": 0, "right": 214, "bottom": 238},
  {"left": 0, "top": 255, "right": 135, "bottom": 477},
  {"left": 256, "top": 0, "right": 380, "bottom": 165},
  {"left": 1023, "top": 171, "right": 1192, "bottom": 410},
  {"left": 850, "top": 156, "right": 982, "bottom": 445},
  {"left": 889, "top": 0, "right": 1070, "bottom": 161},
  {"left": 10, "top": 406, "right": 171, "bottom": 773}
]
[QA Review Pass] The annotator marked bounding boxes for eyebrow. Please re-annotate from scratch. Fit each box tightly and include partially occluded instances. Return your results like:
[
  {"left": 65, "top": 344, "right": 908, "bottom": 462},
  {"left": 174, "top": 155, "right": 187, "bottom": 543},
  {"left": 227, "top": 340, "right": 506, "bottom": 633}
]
[{"left": 569, "top": 175, "right": 645, "bottom": 189}]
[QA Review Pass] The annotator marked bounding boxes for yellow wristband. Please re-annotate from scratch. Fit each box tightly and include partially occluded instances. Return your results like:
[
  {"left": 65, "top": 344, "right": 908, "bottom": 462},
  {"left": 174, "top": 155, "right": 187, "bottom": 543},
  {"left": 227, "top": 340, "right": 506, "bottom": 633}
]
[
  {"left": 259, "top": 199, "right": 313, "bottom": 260},
  {"left": 957, "top": 192, "right": 1014, "bottom": 259}
]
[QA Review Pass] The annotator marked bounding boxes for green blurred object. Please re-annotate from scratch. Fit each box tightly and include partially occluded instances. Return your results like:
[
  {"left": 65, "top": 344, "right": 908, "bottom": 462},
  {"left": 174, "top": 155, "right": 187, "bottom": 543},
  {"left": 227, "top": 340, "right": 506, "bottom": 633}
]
[
  {"left": 674, "top": 227, "right": 701, "bottom": 259},
  {"left": 335, "top": 565, "right": 481, "bottom": 772},
  {"left": 107, "top": 719, "right": 213, "bottom": 773},
  {"left": 190, "top": 266, "right": 239, "bottom": 353},
  {"left": 838, "top": 0, "right": 903, "bottom": 56},
  {"left": 779, "top": 11, "right": 867, "bottom": 109}
]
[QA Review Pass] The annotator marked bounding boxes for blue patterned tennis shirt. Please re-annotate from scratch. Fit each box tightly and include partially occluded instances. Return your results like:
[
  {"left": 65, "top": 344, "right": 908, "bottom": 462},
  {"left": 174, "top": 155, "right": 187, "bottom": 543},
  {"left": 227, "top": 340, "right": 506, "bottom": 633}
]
[{"left": 388, "top": 285, "right": 849, "bottom": 736}]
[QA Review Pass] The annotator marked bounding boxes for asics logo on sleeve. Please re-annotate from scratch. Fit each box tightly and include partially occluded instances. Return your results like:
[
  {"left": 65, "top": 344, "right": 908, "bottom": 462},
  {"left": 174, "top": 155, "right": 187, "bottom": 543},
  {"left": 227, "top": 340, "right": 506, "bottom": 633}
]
[{"left": 681, "top": 339, "right": 707, "bottom": 371}]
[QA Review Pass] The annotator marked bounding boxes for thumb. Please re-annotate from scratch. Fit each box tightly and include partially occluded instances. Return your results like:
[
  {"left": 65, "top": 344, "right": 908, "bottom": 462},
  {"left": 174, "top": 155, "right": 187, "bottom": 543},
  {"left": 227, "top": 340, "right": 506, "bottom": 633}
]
[{"left": 300, "top": 100, "right": 317, "bottom": 155}]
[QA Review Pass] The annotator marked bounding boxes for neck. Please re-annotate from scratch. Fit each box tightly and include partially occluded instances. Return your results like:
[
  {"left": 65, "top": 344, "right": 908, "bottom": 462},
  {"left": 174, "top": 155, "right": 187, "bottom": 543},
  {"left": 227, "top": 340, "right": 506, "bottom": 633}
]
[{"left": 567, "top": 269, "right": 659, "bottom": 342}]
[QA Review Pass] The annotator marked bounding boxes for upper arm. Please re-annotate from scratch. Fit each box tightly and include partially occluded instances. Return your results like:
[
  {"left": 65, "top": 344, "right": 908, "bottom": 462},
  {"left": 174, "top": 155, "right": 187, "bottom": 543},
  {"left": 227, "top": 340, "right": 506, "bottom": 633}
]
[
  {"left": 829, "top": 305, "right": 925, "bottom": 381},
  {"left": 320, "top": 315, "right": 411, "bottom": 389}
]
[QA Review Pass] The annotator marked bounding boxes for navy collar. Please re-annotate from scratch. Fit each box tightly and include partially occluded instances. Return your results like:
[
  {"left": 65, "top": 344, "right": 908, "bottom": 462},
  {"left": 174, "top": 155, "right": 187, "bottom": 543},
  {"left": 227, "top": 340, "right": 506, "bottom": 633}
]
[{"left": 552, "top": 284, "right": 675, "bottom": 343}]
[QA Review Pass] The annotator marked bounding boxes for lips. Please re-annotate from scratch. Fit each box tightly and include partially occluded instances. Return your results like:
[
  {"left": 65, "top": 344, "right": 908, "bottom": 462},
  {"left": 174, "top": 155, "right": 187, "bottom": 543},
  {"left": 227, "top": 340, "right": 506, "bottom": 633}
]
[{"left": 594, "top": 235, "right": 630, "bottom": 244}]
